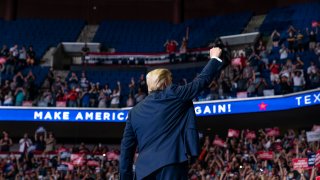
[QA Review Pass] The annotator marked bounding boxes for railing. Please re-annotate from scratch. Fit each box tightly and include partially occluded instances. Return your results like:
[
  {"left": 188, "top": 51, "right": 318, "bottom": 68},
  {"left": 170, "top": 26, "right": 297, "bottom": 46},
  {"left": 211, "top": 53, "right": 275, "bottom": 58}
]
[{"left": 72, "top": 48, "right": 211, "bottom": 65}]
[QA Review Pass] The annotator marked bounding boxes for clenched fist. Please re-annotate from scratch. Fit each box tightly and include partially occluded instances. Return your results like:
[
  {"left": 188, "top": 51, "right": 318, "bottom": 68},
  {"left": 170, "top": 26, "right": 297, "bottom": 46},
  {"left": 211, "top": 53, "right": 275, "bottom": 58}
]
[{"left": 210, "top": 47, "right": 222, "bottom": 59}]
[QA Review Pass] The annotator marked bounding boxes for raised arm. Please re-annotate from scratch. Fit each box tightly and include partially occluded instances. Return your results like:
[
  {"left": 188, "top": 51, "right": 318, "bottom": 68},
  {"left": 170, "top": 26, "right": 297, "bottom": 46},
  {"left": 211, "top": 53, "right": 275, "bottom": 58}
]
[{"left": 173, "top": 47, "right": 224, "bottom": 101}]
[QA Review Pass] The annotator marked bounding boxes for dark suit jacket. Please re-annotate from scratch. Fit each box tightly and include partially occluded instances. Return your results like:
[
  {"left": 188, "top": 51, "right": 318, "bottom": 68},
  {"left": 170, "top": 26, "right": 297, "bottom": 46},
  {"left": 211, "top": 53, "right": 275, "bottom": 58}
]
[{"left": 120, "top": 59, "right": 223, "bottom": 180}]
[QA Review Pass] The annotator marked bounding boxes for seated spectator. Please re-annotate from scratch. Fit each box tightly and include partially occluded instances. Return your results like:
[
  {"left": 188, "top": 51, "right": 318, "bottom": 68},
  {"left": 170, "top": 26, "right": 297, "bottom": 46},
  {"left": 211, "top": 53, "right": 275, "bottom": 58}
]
[{"left": 0, "top": 131, "right": 12, "bottom": 152}]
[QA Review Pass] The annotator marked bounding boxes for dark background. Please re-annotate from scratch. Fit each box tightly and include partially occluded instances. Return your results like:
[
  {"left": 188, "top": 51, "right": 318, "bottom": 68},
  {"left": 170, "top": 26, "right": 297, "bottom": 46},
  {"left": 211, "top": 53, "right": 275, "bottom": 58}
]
[{"left": 0, "top": 0, "right": 317, "bottom": 24}]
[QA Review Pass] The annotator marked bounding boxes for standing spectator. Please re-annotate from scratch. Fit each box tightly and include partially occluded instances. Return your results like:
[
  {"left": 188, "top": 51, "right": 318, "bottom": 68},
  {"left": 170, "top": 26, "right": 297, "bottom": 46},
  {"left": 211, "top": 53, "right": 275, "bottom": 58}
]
[
  {"left": 271, "top": 30, "right": 280, "bottom": 47},
  {"left": 3, "top": 91, "right": 13, "bottom": 106},
  {"left": 296, "top": 30, "right": 304, "bottom": 52},
  {"left": 287, "top": 31, "right": 296, "bottom": 52},
  {"left": 279, "top": 44, "right": 288, "bottom": 64},
  {"left": 138, "top": 74, "right": 147, "bottom": 94},
  {"left": 44, "top": 132, "right": 56, "bottom": 153},
  {"left": 0, "top": 44, "right": 9, "bottom": 57},
  {"left": 67, "top": 87, "right": 78, "bottom": 107},
  {"left": 19, "top": 133, "right": 32, "bottom": 154},
  {"left": 81, "top": 43, "right": 90, "bottom": 64},
  {"left": 110, "top": 81, "right": 121, "bottom": 108},
  {"left": 269, "top": 60, "right": 280, "bottom": 84},
  {"left": 5, "top": 52, "right": 15, "bottom": 75},
  {"left": 179, "top": 37, "right": 188, "bottom": 62},
  {"left": 306, "top": 27, "right": 318, "bottom": 50},
  {"left": 18, "top": 45, "right": 27, "bottom": 69},
  {"left": 80, "top": 72, "right": 89, "bottom": 90},
  {"left": 128, "top": 77, "right": 135, "bottom": 97},
  {"left": 13, "top": 71, "right": 25, "bottom": 88},
  {"left": 307, "top": 62, "right": 320, "bottom": 89},
  {"left": 80, "top": 89, "right": 90, "bottom": 107},
  {"left": 34, "top": 130, "right": 46, "bottom": 152},
  {"left": 47, "top": 68, "right": 55, "bottom": 88},
  {"left": 280, "top": 74, "right": 291, "bottom": 94},
  {"left": 14, "top": 87, "right": 25, "bottom": 106},
  {"left": 68, "top": 72, "right": 79, "bottom": 89},
  {"left": 98, "top": 90, "right": 107, "bottom": 108},
  {"left": 134, "top": 87, "right": 146, "bottom": 104},
  {"left": 164, "top": 39, "right": 178, "bottom": 63},
  {"left": 26, "top": 45, "right": 36, "bottom": 66},
  {"left": 9, "top": 44, "right": 19, "bottom": 58},
  {"left": 24, "top": 70, "right": 36, "bottom": 100},
  {"left": 0, "top": 131, "right": 12, "bottom": 152},
  {"left": 89, "top": 83, "right": 99, "bottom": 107},
  {"left": 126, "top": 94, "right": 135, "bottom": 107},
  {"left": 256, "top": 78, "right": 268, "bottom": 96},
  {"left": 103, "top": 84, "right": 112, "bottom": 107}
]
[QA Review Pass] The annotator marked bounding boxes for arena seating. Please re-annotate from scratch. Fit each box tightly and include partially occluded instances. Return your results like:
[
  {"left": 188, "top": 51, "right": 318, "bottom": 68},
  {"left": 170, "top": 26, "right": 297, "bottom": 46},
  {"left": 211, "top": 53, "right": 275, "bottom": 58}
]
[
  {"left": 0, "top": 19, "right": 85, "bottom": 61},
  {"left": 93, "top": 12, "right": 252, "bottom": 52},
  {"left": 260, "top": 2, "right": 320, "bottom": 36}
]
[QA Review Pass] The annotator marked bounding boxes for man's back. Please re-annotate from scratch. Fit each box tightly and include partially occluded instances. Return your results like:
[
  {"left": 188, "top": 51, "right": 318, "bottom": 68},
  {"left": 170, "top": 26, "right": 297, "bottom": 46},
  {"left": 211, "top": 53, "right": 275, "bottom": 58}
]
[
  {"left": 120, "top": 48, "right": 223, "bottom": 180},
  {"left": 130, "top": 87, "right": 195, "bottom": 179}
]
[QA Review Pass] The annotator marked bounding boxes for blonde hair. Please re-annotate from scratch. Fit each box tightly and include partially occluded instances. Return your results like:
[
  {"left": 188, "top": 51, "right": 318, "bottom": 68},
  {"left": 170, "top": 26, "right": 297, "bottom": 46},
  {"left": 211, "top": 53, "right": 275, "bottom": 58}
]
[{"left": 146, "top": 68, "right": 172, "bottom": 92}]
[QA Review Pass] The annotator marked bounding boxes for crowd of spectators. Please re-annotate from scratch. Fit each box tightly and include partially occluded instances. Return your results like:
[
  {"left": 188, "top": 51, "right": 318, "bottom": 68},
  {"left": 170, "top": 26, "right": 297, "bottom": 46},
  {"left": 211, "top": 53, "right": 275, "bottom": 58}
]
[
  {"left": 198, "top": 26, "right": 320, "bottom": 101},
  {"left": 35, "top": 70, "right": 148, "bottom": 108},
  {"left": 0, "top": 44, "right": 38, "bottom": 106},
  {"left": 0, "top": 126, "right": 319, "bottom": 179},
  {"left": 189, "top": 126, "right": 320, "bottom": 179},
  {"left": 0, "top": 127, "right": 120, "bottom": 179},
  {"left": 1, "top": 25, "right": 320, "bottom": 108}
]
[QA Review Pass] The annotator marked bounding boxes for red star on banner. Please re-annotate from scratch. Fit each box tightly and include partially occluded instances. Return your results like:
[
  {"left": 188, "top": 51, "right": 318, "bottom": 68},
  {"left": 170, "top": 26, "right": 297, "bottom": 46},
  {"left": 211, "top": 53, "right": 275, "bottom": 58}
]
[{"left": 259, "top": 102, "right": 268, "bottom": 111}]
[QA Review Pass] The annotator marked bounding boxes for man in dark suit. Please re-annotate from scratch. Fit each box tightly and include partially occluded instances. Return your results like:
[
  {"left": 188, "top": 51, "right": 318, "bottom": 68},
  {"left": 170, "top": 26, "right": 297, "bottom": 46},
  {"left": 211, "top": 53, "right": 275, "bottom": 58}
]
[{"left": 120, "top": 47, "right": 223, "bottom": 180}]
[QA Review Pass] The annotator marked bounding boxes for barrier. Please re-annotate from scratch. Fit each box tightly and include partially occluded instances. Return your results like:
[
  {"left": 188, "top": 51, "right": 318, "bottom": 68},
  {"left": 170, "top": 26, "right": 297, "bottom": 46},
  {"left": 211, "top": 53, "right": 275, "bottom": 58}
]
[{"left": 0, "top": 88, "right": 319, "bottom": 122}]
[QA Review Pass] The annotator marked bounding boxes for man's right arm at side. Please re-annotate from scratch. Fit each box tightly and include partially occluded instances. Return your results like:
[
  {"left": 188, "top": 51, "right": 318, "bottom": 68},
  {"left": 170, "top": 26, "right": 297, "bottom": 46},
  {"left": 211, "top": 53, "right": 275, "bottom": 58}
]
[{"left": 120, "top": 112, "right": 137, "bottom": 180}]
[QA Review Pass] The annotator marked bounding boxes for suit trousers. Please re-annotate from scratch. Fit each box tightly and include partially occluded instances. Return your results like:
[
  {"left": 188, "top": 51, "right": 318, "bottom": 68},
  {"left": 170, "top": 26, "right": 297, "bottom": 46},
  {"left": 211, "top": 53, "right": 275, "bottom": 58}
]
[{"left": 142, "top": 162, "right": 188, "bottom": 180}]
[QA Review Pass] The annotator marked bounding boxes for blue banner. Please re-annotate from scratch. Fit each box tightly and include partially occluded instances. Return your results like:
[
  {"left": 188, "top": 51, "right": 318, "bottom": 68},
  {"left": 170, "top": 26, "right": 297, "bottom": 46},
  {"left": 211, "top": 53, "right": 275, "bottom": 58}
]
[
  {"left": 194, "top": 89, "right": 320, "bottom": 116},
  {"left": 0, "top": 89, "right": 318, "bottom": 122}
]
